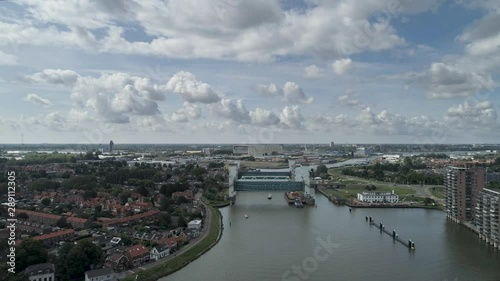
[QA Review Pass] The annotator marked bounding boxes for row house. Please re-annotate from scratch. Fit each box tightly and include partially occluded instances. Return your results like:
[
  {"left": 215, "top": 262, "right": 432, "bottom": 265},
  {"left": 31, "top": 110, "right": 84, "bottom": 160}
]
[
  {"left": 17, "top": 209, "right": 91, "bottom": 229},
  {"left": 17, "top": 209, "right": 61, "bottom": 225},
  {"left": 33, "top": 229, "right": 75, "bottom": 245},
  {"left": 17, "top": 221, "right": 52, "bottom": 234},
  {"left": 101, "top": 209, "right": 161, "bottom": 230}
]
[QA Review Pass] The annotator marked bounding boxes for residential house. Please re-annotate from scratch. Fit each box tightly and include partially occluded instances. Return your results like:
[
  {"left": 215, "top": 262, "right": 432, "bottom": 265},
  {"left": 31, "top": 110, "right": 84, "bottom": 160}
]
[
  {"left": 84, "top": 267, "right": 116, "bottom": 281},
  {"left": 126, "top": 245, "right": 150, "bottom": 268},
  {"left": 150, "top": 245, "right": 170, "bottom": 261},
  {"left": 106, "top": 253, "right": 129, "bottom": 272},
  {"left": 187, "top": 219, "right": 202, "bottom": 230},
  {"left": 158, "top": 237, "right": 178, "bottom": 252},
  {"left": 25, "top": 263, "right": 55, "bottom": 281},
  {"left": 33, "top": 229, "right": 75, "bottom": 245},
  {"left": 101, "top": 209, "right": 160, "bottom": 230},
  {"left": 171, "top": 190, "right": 194, "bottom": 201}
]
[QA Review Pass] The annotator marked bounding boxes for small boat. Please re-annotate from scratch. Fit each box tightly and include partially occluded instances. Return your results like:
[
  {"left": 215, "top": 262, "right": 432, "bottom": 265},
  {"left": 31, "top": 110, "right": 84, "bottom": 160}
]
[
  {"left": 268, "top": 194, "right": 272, "bottom": 200},
  {"left": 245, "top": 214, "right": 248, "bottom": 219}
]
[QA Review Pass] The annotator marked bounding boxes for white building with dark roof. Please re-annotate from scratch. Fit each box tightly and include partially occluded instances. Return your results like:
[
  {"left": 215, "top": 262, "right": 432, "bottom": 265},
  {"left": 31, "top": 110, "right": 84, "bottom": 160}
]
[
  {"left": 85, "top": 267, "right": 116, "bottom": 281},
  {"left": 357, "top": 191, "right": 399, "bottom": 203},
  {"left": 25, "top": 263, "right": 55, "bottom": 281}
]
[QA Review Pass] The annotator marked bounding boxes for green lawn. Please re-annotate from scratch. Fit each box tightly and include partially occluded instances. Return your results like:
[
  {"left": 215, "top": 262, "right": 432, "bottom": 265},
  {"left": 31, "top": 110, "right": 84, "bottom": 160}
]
[
  {"left": 123, "top": 205, "right": 221, "bottom": 281},
  {"left": 429, "top": 186, "right": 445, "bottom": 199}
]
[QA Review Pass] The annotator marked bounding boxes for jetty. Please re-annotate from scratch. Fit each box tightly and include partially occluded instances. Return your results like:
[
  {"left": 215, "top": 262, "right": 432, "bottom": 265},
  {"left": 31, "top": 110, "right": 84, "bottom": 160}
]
[{"left": 366, "top": 216, "right": 416, "bottom": 250}]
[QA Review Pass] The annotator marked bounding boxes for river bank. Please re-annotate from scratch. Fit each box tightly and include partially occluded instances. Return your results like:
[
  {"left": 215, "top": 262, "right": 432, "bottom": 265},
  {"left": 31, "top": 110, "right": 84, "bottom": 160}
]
[{"left": 121, "top": 203, "right": 223, "bottom": 281}]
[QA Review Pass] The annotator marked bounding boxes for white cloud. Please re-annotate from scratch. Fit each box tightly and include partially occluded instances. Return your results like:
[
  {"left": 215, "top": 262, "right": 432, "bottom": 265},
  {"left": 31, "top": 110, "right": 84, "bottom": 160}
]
[
  {"left": 25, "top": 94, "right": 52, "bottom": 107},
  {"left": 445, "top": 101, "right": 499, "bottom": 129},
  {"left": 25, "top": 69, "right": 169, "bottom": 123},
  {"left": 170, "top": 102, "right": 202, "bottom": 123},
  {"left": 279, "top": 105, "right": 304, "bottom": 129},
  {"left": 249, "top": 108, "right": 280, "bottom": 126},
  {"left": 303, "top": 65, "right": 323, "bottom": 79},
  {"left": 166, "top": 71, "right": 221, "bottom": 104},
  {"left": 24, "top": 69, "right": 80, "bottom": 86},
  {"left": 332, "top": 58, "right": 353, "bottom": 75},
  {"left": 414, "top": 62, "right": 496, "bottom": 99},
  {"left": 214, "top": 99, "right": 250, "bottom": 123},
  {"left": 257, "top": 82, "right": 313, "bottom": 104},
  {"left": 0, "top": 0, "right": 413, "bottom": 62}
]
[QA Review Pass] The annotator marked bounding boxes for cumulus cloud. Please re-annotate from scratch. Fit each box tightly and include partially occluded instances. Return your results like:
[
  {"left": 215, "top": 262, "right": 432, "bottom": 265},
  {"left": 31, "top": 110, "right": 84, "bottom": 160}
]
[
  {"left": 24, "top": 69, "right": 80, "bottom": 86},
  {"left": 445, "top": 101, "right": 499, "bottom": 129},
  {"left": 279, "top": 105, "right": 304, "bottom": 129},
  {"left": 170, "top": 102, "right": 202, "bottom": 123},
  {"left": 25, "top": 94, "right": 52, "bottom": 107},
  {"left": 332, "top": 58, "right": 353, "bottom": 75},
  {"left": 0, "top": 0, "right": 424, "bottom": 62},
  {"left": 214, "top": 99, "right": 250, "bottom": 123},
  {"left": 249, "top": 108, "right": 280, "bottom": 126},
  {"left": 303, "top": 65, "right": 323, "bottom": 79},
  {"left": 25, "top": 69, "right": 169, "bottom": 124},
  {"left": 257, "top": 82, "right": 313, "bottom": 104},
  {"left": 166, "top": 71, "right": 221, "bottom": 103},
  {"left": 414, "top": 62, "right": 496, "bottom": 99}
]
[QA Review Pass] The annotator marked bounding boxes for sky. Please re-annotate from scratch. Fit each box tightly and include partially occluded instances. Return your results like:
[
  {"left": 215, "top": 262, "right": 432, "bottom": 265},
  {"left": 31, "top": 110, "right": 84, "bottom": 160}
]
[{"left": 0, "top": 0, "right": 499, "bottom": 145}]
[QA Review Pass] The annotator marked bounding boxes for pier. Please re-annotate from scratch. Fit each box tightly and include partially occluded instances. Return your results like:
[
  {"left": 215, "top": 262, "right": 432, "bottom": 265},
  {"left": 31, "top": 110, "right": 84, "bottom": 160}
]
[{"left": 366, "top": 216, "right": 416, "bottom": 250}]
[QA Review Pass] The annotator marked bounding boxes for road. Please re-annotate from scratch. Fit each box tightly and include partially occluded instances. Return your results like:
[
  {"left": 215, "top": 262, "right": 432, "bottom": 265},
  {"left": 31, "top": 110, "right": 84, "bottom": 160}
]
[{"left": 115, "top": 196, "right": 213, "bottom": 280}]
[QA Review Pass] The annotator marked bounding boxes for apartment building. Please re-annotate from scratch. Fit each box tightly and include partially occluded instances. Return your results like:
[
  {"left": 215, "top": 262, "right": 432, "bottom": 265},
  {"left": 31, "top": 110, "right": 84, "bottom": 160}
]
[
  {"left": 445, "top": 166, "right": 485, "bottom": 223},
  {"left": 476, "top": 188, "right": 500, "bottom": 249}
]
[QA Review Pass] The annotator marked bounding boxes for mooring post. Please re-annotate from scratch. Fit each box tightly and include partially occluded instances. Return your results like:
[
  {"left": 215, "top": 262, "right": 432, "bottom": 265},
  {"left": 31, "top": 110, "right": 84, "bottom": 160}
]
[
  {"left": 365, "top": 216, "right": 368, "bottom": 221},
  {"left": 392, "top": 230, "right": 396, "bottom": 238},
  {"left": 408, "top": 239, "right": 412, "bottom": 248}
]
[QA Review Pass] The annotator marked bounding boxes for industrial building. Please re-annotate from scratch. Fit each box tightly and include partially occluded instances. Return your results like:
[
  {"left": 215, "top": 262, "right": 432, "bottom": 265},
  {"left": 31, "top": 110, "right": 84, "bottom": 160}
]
[{"left": 232, "top": 144, "right": 284, "bottom": 157}]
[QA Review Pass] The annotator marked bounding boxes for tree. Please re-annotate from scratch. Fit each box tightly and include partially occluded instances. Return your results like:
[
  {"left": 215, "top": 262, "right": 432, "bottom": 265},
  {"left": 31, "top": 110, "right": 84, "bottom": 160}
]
[
  {"left": 315, "top": 165, "right": 328, "bottom": 176},
  {"left": 17, "top": 212, "right": 29, "bottom": 220},
  {"left": 158, "top": 213, "right": 171, "bottom": 229},
  {"left": 178, "top": 216, "right": 187, "bottom": 227},
  {"left": 136, "top": 186, "right": 149, "bottom": 197},
  {"left": 41, "top": 198, "right": 51, "bottom": 206},
  {"left": 16, "top": 239, "right": 48, "bottom": 272},
  {"left": 56, "top": 217, "right": 69, "bottom": 228},
  {"left": 56, "top": 239, "right": 103, "bottom": 280},
  {"left": 424, "top": 197, "right": 434, "bottom": 206}
]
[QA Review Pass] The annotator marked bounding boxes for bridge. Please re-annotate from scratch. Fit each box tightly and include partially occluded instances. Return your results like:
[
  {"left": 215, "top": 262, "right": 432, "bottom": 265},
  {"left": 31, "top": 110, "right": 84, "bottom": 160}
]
[{"left": 227, "top": 160, "right": 315, "bottom": 201}]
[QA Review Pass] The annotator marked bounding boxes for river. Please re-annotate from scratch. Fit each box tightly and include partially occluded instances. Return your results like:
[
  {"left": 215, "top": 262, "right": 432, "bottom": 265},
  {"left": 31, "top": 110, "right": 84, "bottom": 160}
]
[{"left": 162, "top": 192, "right": 500, "bottom": 281}]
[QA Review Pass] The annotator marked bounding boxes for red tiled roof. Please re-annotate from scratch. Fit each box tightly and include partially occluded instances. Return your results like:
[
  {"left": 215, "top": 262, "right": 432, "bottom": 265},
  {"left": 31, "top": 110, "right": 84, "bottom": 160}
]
[
  {"left": 17, "top": 209, "right": 61, "bottom": 221},
  {"left": 126, "top": 245, "right": 149, "bottom": 258},
  {"left": 33, "top": 229, "right": 74, "bottom": 241},
  {"left": 67, "top": 217, "right": 88, "bottom": 224},
  {"left": 103, "top": 209, "right": 160, "bottom": 226}
]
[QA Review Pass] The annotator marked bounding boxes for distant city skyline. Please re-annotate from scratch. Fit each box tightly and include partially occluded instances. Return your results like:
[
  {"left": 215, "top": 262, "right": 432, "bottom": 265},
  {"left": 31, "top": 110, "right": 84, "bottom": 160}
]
[{"left": 0, "top": 0, "right": 499, "bottom": 144}]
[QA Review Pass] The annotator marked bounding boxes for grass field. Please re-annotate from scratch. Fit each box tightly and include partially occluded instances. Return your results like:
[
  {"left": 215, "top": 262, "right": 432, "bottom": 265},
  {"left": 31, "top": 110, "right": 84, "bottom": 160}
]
[
  {"left": 123, "top": 205, "right": 221, "bottom": 281},
  {"left": 429, "top": 186, "right": 446, "bottom": 199}
]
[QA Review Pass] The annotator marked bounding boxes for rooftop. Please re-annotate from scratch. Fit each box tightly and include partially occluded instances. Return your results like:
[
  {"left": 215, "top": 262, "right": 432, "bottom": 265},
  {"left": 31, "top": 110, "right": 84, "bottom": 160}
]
[
  {"left": 85, "top": 267, "right": 114, "bottom": 278},
  {"left": 25, "top": 263, "right": 55, "bottom": 275},
  {"left": 33, "top": 229, "right": 74, "bottom": 241}
]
